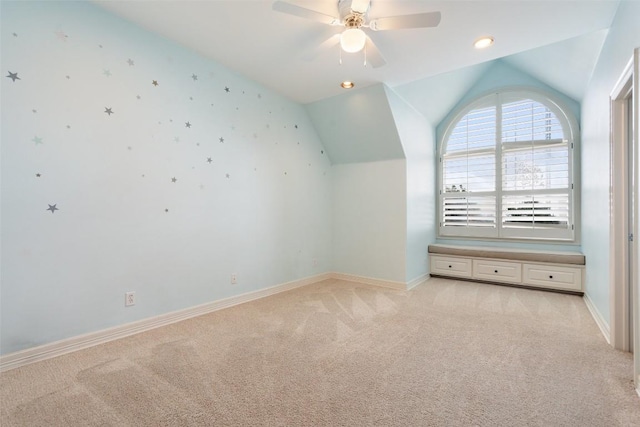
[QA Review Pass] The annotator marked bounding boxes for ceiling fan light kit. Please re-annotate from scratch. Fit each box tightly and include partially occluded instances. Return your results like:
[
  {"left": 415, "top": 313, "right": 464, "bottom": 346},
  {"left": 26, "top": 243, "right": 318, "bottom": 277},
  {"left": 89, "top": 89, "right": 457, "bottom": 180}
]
[{"left": 340, "top": 28, "right": 367, "bottom": 53}]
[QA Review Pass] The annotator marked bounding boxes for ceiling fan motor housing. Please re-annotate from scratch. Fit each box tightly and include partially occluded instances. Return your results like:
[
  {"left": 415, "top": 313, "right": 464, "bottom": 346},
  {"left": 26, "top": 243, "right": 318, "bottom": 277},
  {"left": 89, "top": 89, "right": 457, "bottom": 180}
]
[{"left": 339, "top": 0, "right": 369, "bottom": 28}]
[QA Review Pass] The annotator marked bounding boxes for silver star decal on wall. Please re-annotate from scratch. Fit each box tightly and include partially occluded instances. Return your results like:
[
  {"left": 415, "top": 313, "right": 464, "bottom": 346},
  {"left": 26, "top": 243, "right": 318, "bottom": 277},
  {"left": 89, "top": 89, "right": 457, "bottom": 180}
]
[
  {"left": 219, "top": 137, "right": 224, "bottom": 143},
  {"left": 54, "top": 30, "right": 68, "bottom": 41},
  {"left": 103, "top": 69, "right": 112, "bottom": 77},
  {"left": 6, "top": 71, "right": 20, "bottom": 82},
  {"left": 225, "top": 173, "right": 230, "bottom": 179},
  {"left": 171, "top": 177, "right": 177, "bottom": 183},
  {"left": 104, "top": 107, "right": 114, "bottom": 116},
  {"left": 127, "top": 58, "right": 135, "bottom": 66},
  {"left": 191, "top": 74, "right": 198, "bottom": 81},
  {"left": 152, "top": 80, "right": 159, "bottom": 86},
  {"left": 32, "top": 136, "right": 43, "bottom": 145},
  {"left": 185, "top": 122, "right": 191, "bottom": 128},
  {"left": 36, "top": 173, "right": 41, "bottom": 177},
  {"left": 46, "top": 204, "right": 59, "bottom": 213},
  {"left": 224, "top": 86, "right": 230, "bottom": 93},
  {"left": 207, "top": 157, "right": 213, "bottom": 163}
]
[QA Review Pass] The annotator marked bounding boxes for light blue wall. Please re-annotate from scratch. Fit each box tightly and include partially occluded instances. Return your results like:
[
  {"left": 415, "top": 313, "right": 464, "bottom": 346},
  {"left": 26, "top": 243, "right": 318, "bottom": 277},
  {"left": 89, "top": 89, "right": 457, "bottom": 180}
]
[
  {"left": 321, "top": 84, "right": 437, "bottom": 284},
  {"left": 306, "top": 83, "right": 408, "bottom": 283},
  {"left": 384, "top": 87, "right": 436, "bottom": 282},
  {"left": 0, "top": 1, "right": 332, "bottom": 354},
  {"left": 581, "top": 0, "right": 640, "bottom": 325},
  {"left": 331, "top": 160, "right": 407, "bottom": 282}
]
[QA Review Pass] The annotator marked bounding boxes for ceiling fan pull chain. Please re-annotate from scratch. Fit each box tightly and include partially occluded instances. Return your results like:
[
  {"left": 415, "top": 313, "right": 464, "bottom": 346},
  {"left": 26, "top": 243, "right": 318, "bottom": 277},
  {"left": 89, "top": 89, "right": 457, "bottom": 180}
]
[{"left": 364, "top": 43, "right": 367, "bottom": 66}]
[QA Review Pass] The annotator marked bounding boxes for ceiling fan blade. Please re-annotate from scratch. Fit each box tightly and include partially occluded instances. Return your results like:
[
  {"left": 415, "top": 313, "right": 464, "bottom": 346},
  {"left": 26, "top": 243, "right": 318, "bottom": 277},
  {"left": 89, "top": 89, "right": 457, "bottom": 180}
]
[
  {"left": 300, "top": 33, "right": 341, "bottom": 61},
  {"left": 350, "top": 0, "right": 371, "bottom": 14},
  {"left": 369, "top": 11, "right": 441, "bottom": 31},
  {"left": 365, "top": 37, "right": 386, "bottom": 68},
  {"left": 272, "top": 1, "right": 340, "bottom": 26}
]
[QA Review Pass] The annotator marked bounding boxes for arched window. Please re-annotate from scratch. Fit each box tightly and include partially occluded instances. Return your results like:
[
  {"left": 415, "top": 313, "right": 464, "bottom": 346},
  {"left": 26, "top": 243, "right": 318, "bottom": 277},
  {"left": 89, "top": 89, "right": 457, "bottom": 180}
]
[{"left": 439, "top": 89, "right": 578, "bottom": 241}]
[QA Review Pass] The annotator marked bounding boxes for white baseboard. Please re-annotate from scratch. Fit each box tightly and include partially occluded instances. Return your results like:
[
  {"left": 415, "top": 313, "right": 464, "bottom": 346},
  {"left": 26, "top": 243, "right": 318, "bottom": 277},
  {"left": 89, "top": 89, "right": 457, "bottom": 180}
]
[
  {"left": 0, "top": 272, "right": 332, "bottom": 373},
  {"left": 0, "top": 271, "right": 430, "bottom": 372},
  {"left": 583, "top": 293, "right": 611, "bottom": 344},
  {"left": 407, "top": 273, "right": 430, "bottom": 290},
  {"left": 330, "top": 272, "right": 407, "bottom": 290}
]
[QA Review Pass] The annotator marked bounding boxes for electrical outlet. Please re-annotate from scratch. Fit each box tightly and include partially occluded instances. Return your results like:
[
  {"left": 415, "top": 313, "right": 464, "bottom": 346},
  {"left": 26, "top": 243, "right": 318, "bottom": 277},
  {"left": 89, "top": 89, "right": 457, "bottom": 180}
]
[
  {"left": 231, "top": 273, "right": 237, "bottom": 284},
  {"left": 125, "top": 291, "right": 136, "bottom": 307}
]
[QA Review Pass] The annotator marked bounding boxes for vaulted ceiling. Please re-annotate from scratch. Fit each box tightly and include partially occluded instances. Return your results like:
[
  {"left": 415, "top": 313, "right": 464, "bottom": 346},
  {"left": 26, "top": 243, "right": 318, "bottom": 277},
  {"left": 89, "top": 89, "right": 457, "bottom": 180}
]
[{"left": 96, "top": 0, "right": 620, "bottom": 110}]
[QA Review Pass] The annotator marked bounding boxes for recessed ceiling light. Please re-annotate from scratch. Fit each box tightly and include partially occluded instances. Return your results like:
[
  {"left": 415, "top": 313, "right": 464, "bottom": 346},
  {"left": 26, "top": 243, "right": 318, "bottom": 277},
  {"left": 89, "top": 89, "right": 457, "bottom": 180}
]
[
  {"left": 474, "top": 36, "right": 494, "bottom": 49},
  {"left": 341, "top": 81, "right": 355, "bottom": 89}
]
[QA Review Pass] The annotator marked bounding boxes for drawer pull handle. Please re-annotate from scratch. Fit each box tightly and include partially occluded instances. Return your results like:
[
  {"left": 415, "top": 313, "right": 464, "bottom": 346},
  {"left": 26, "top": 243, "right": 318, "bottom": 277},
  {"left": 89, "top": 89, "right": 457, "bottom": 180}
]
[
  {"left": 549, "top": 275, "right": 553, "bottom": 279},
  {"left": 494, "top": 270, "right": 498, "bottom": 273}
]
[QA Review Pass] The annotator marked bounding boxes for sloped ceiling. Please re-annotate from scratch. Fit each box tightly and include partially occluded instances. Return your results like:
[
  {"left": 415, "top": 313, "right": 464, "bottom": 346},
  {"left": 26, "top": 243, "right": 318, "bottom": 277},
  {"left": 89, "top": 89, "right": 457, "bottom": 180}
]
[
  {"left": 503, "top": 29, "right": 609, "bottom": 102},
  {"left": 305, "top": 84, "right": 403, "bottom": 164},
  {"left": 393, "top": 61, "right": 493, "bottom": 127}
]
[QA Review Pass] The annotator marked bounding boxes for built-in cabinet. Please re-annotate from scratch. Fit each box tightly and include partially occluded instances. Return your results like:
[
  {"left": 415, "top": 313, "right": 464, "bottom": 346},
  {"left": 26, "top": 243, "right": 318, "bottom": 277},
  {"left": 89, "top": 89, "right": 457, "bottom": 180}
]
[{"left": 430, "top": 254, "right": 583, "bottom": 293}]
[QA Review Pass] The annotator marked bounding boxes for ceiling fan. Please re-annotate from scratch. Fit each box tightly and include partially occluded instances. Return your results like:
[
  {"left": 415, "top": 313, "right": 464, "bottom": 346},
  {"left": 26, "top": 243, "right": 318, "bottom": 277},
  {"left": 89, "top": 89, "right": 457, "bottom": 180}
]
[{"left": 272, "top": 0, "right": 441, "bottom": 68}]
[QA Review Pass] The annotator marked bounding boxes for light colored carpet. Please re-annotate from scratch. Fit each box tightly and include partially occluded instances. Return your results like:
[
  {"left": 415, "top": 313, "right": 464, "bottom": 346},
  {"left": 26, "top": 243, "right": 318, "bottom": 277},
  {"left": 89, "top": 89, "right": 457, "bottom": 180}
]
[{"left": 1, "top": 277, "right": 639, "bottom": 426}]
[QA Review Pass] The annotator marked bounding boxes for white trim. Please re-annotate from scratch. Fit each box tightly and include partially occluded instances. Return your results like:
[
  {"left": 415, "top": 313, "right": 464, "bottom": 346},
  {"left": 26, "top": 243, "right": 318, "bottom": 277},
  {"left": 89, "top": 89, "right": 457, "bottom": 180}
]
[
  {"left": 0, "top": 272, "right": 332, "bottom": 373},
  {"left": 609, "top": 58, "right": 634, "bottom": 351},
  {"left": 633, "top": 47, "right": 640, "bottom": 394},
  {"left": 584, "top": 293, "right": 611, "bottom": 344},
  {"left": 407, "top": 273, "right": 430, "bottom": 290},
  {"left": 330, "top": 272, "right": 407, "bottom": 290}
]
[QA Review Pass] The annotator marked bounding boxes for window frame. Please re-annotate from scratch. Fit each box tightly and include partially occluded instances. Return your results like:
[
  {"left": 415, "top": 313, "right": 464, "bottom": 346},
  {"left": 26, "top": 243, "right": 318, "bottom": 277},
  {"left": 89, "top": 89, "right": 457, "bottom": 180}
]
[{"left": 437, "top": 87, "right": 580, "bottom": 243}]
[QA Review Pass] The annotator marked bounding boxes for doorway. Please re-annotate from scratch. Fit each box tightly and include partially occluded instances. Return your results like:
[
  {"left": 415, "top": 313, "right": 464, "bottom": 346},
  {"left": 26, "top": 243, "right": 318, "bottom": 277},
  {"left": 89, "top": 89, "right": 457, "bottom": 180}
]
[{"left": 609, "top": 48, "right": 639, "bottom": 392}]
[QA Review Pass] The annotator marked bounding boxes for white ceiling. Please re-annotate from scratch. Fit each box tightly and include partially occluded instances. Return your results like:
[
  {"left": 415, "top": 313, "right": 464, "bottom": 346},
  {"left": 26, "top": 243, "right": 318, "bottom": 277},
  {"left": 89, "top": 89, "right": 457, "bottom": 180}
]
[{"left": 95, "top": 0, "right": 621, "bottom": 105}]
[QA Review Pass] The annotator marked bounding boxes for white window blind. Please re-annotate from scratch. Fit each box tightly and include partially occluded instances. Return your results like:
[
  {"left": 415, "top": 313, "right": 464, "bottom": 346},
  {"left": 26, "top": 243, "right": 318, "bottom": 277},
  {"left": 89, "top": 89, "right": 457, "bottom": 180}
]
[
  {"left": 439, "top": 91, "right": 576, "bottom": 241},
  {"left": 441, "top": 105, "right": 497, "bottom": 234}
]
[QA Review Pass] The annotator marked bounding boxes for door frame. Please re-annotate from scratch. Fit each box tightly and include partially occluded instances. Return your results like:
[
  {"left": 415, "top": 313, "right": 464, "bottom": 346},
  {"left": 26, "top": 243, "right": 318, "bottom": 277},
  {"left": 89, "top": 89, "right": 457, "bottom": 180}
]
[
  {"left": 609, "top": 48, "right": 639, "bottom": 392},
  {"left": 610, "top": 54, "right": 634, "bottom": 352},
  {"left": 634, "top": 48, "right": 640, "bottom": 395}
]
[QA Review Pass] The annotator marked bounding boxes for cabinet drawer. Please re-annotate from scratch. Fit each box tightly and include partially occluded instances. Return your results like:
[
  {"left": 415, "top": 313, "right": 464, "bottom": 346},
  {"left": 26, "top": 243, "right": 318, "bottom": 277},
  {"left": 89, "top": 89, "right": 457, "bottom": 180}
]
[
  {"left": 473, "top": 259, "right": 522, "bottom": 283},
  {"left": 430, "top": 256, "right": 472, "bottom": 278},
  {"left": 522, "top": 264, "right": 582, "bottom": 291}
]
